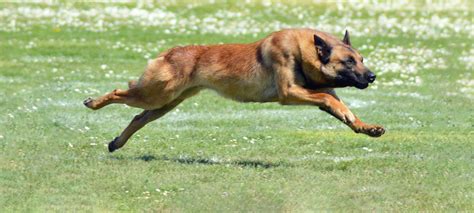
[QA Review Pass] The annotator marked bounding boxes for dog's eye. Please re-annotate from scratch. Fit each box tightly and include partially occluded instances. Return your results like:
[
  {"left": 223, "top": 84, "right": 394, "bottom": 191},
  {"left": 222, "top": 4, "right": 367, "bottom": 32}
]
[
  {"left": 345, "top": 57, "right": 355, "bottom": 66},
  {"left": 361, "top": 57, "right": 364, "bottom": 63}
]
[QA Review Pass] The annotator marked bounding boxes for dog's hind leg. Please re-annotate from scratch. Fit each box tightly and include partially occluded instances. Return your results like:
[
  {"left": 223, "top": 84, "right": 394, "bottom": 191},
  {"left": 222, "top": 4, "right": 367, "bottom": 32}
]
[
  {"left": 107, "top": 87, "right": 200, "bottom": 152},
  {"left": 84, "top": 89, "right": 129, "bottom": 110},
  {"left": 83, "top": 88, "right": 148, "bottom": 110}
]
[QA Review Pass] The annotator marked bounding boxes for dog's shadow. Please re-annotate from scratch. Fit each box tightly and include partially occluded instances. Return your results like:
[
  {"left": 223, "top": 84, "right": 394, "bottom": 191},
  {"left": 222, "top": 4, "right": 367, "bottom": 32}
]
[{"left": 125, "top": 154, "right": 283, "bottom": 169}]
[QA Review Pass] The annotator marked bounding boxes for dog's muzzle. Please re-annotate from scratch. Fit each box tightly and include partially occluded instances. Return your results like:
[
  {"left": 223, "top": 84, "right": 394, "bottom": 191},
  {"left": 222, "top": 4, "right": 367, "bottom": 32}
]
[{"left": 366, "top": 71, "right": 376, "bottom": 83}]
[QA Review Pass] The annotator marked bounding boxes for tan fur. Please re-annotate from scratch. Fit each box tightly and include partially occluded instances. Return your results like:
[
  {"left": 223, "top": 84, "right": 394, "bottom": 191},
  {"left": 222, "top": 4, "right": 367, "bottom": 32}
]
[{"left": 84, "top": 28, "right": 385, "bottom": 152}]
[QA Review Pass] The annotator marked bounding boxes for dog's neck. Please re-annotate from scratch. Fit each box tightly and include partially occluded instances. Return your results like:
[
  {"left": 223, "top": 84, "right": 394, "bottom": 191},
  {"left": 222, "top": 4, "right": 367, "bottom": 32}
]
[
  {"left": 294, "top": 37, "right": 335, "bottom": 89},
  {"left": 294, "top": 60, "right": 333, "bottom": 90}
]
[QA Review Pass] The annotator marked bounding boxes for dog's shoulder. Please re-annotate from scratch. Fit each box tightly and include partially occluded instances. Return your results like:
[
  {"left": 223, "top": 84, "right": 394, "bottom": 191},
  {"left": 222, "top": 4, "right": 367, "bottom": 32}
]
[
  {"left": 161, "top": 45, "right": 209, "bottom": 62},
  {"left": 257, "top": 28, "right": 319, "bottom": 64},
  {"left": 273, "top": 28, "right": 343, "bottom": 47}
]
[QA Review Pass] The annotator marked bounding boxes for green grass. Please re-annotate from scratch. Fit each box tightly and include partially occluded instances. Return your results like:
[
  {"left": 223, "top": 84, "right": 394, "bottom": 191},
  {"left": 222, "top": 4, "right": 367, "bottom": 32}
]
[{"left": 1, "top": 1, "right": 473, "bottom": 212}]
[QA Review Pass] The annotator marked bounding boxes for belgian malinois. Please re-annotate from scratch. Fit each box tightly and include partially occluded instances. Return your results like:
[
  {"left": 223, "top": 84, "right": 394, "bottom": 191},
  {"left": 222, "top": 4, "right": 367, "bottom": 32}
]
[{"left": 84, "top": 28, "right": 385, "bottom": 152}]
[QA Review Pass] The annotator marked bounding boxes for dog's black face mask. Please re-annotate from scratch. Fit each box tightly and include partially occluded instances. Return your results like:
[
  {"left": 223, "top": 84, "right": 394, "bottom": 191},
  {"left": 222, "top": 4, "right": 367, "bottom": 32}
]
[
  {"left": 333, "top": 58, "right": 375, "bottom": 89},
  {"left": 314, "top": 31, "right": 376, "bottom": 90},
  {"left": 335, "top": 70, "right": 368, "bottom": 89}
]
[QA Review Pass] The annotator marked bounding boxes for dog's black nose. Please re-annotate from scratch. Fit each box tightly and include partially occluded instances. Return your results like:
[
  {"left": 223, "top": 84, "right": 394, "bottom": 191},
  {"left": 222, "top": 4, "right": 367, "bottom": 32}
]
[{"left": 366, "top": 72, "right": 376, "bottom": 83}]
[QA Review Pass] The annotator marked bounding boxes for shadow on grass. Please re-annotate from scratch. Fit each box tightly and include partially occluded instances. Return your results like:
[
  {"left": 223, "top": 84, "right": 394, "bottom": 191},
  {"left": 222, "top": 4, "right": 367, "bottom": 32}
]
[
  {"left": 132, "top": 154, "right": 283, "bottom": 169},
  {"left": 110, "top": 154, "right": 362, "bottom": 171}
]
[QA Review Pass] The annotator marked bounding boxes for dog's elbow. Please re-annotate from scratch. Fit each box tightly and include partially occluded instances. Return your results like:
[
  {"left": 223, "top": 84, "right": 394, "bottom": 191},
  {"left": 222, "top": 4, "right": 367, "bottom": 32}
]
[
  {"left": 278, "top": 98, "right": 291, "bottom": 105},
  {"left": 277, "top": 91, "right": 302, "bottom": 106},
  {"left": 277, "top": 89, "right": 292, "bottom": 105},
  {"left": 277, "top": 84, "right": 306, "bottom": 105}
]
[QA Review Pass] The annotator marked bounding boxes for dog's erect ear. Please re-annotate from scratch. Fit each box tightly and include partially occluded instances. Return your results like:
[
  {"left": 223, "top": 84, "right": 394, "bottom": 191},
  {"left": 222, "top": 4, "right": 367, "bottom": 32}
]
[
  {"left": 314, "top": 34, "right": 331, "bottom": 64},
  {"left": 342, "top": 30, "right": 351, "bottom": 46}
]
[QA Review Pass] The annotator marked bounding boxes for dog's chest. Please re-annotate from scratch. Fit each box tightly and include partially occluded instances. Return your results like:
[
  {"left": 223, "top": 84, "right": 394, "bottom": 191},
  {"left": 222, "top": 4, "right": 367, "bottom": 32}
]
[
  {"left": 234, "top": 76, "right": 278, "bottom": 102},
  {"left": 260, "top": 81, "right": 278, "bottom": 101},
  {"left": 212, "top": 72, "right": 278, "bottom": 103}
]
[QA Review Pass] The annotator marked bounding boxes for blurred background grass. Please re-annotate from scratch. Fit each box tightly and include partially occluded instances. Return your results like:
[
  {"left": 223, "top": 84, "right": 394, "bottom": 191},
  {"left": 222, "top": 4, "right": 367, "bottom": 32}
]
[{"left": 0, "top": 1, "right": 473, "bottom": 211}]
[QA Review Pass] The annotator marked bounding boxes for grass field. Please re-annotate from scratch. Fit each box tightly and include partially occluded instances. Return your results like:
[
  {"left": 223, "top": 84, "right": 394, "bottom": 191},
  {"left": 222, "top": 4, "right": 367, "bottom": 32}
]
[{"left": 1, "top": 1, "right": 473, "bottom": 212}]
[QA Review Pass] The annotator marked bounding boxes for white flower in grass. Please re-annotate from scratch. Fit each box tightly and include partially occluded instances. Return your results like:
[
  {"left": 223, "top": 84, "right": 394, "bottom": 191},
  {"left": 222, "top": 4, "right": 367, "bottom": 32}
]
[{"left": 362, "top": 147, "right": 373, "bottom": 152}]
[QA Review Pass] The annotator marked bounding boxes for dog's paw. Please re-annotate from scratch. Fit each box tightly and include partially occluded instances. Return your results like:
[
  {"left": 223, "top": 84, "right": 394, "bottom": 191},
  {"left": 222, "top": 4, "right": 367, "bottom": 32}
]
[
  {"left": 108, "top": 137, "right": 119, "bottom": 153},
  {"left": 83, "top": 97, "right": 95, "bottom": 109},
  {"left": 361, "top": 125, "right": 385, "bottom": 137}
]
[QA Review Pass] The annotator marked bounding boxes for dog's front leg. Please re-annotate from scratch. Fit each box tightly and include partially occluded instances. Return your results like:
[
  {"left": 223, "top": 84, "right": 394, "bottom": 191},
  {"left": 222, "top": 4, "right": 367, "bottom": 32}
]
[
  {"left": 316, "top": 90, "right": 385, "bottom": 137},
  {"left": 275, "top": 64, "right": 384, "bottom": 137},
  {"left": 281, "top": 86, "right": 384, "bottom": 137}
]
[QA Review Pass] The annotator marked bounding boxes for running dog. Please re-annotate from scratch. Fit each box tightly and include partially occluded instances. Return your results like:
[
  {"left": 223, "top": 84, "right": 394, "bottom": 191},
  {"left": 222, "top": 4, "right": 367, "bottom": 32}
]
[{"left": 84, "top": 28, "right": 385, "bottom": 152}]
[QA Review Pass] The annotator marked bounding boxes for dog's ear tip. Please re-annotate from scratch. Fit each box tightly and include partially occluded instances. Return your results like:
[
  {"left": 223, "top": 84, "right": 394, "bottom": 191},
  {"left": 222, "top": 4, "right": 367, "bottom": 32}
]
[
  {"left": 313, "top": 34, "right": 324, "bottom": 45},
  {"left": 344, "top": 29, "right": 350, "bottom": 38},
  {"left": 343, "top": 30, "right": 351, "bottom": 46}
]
